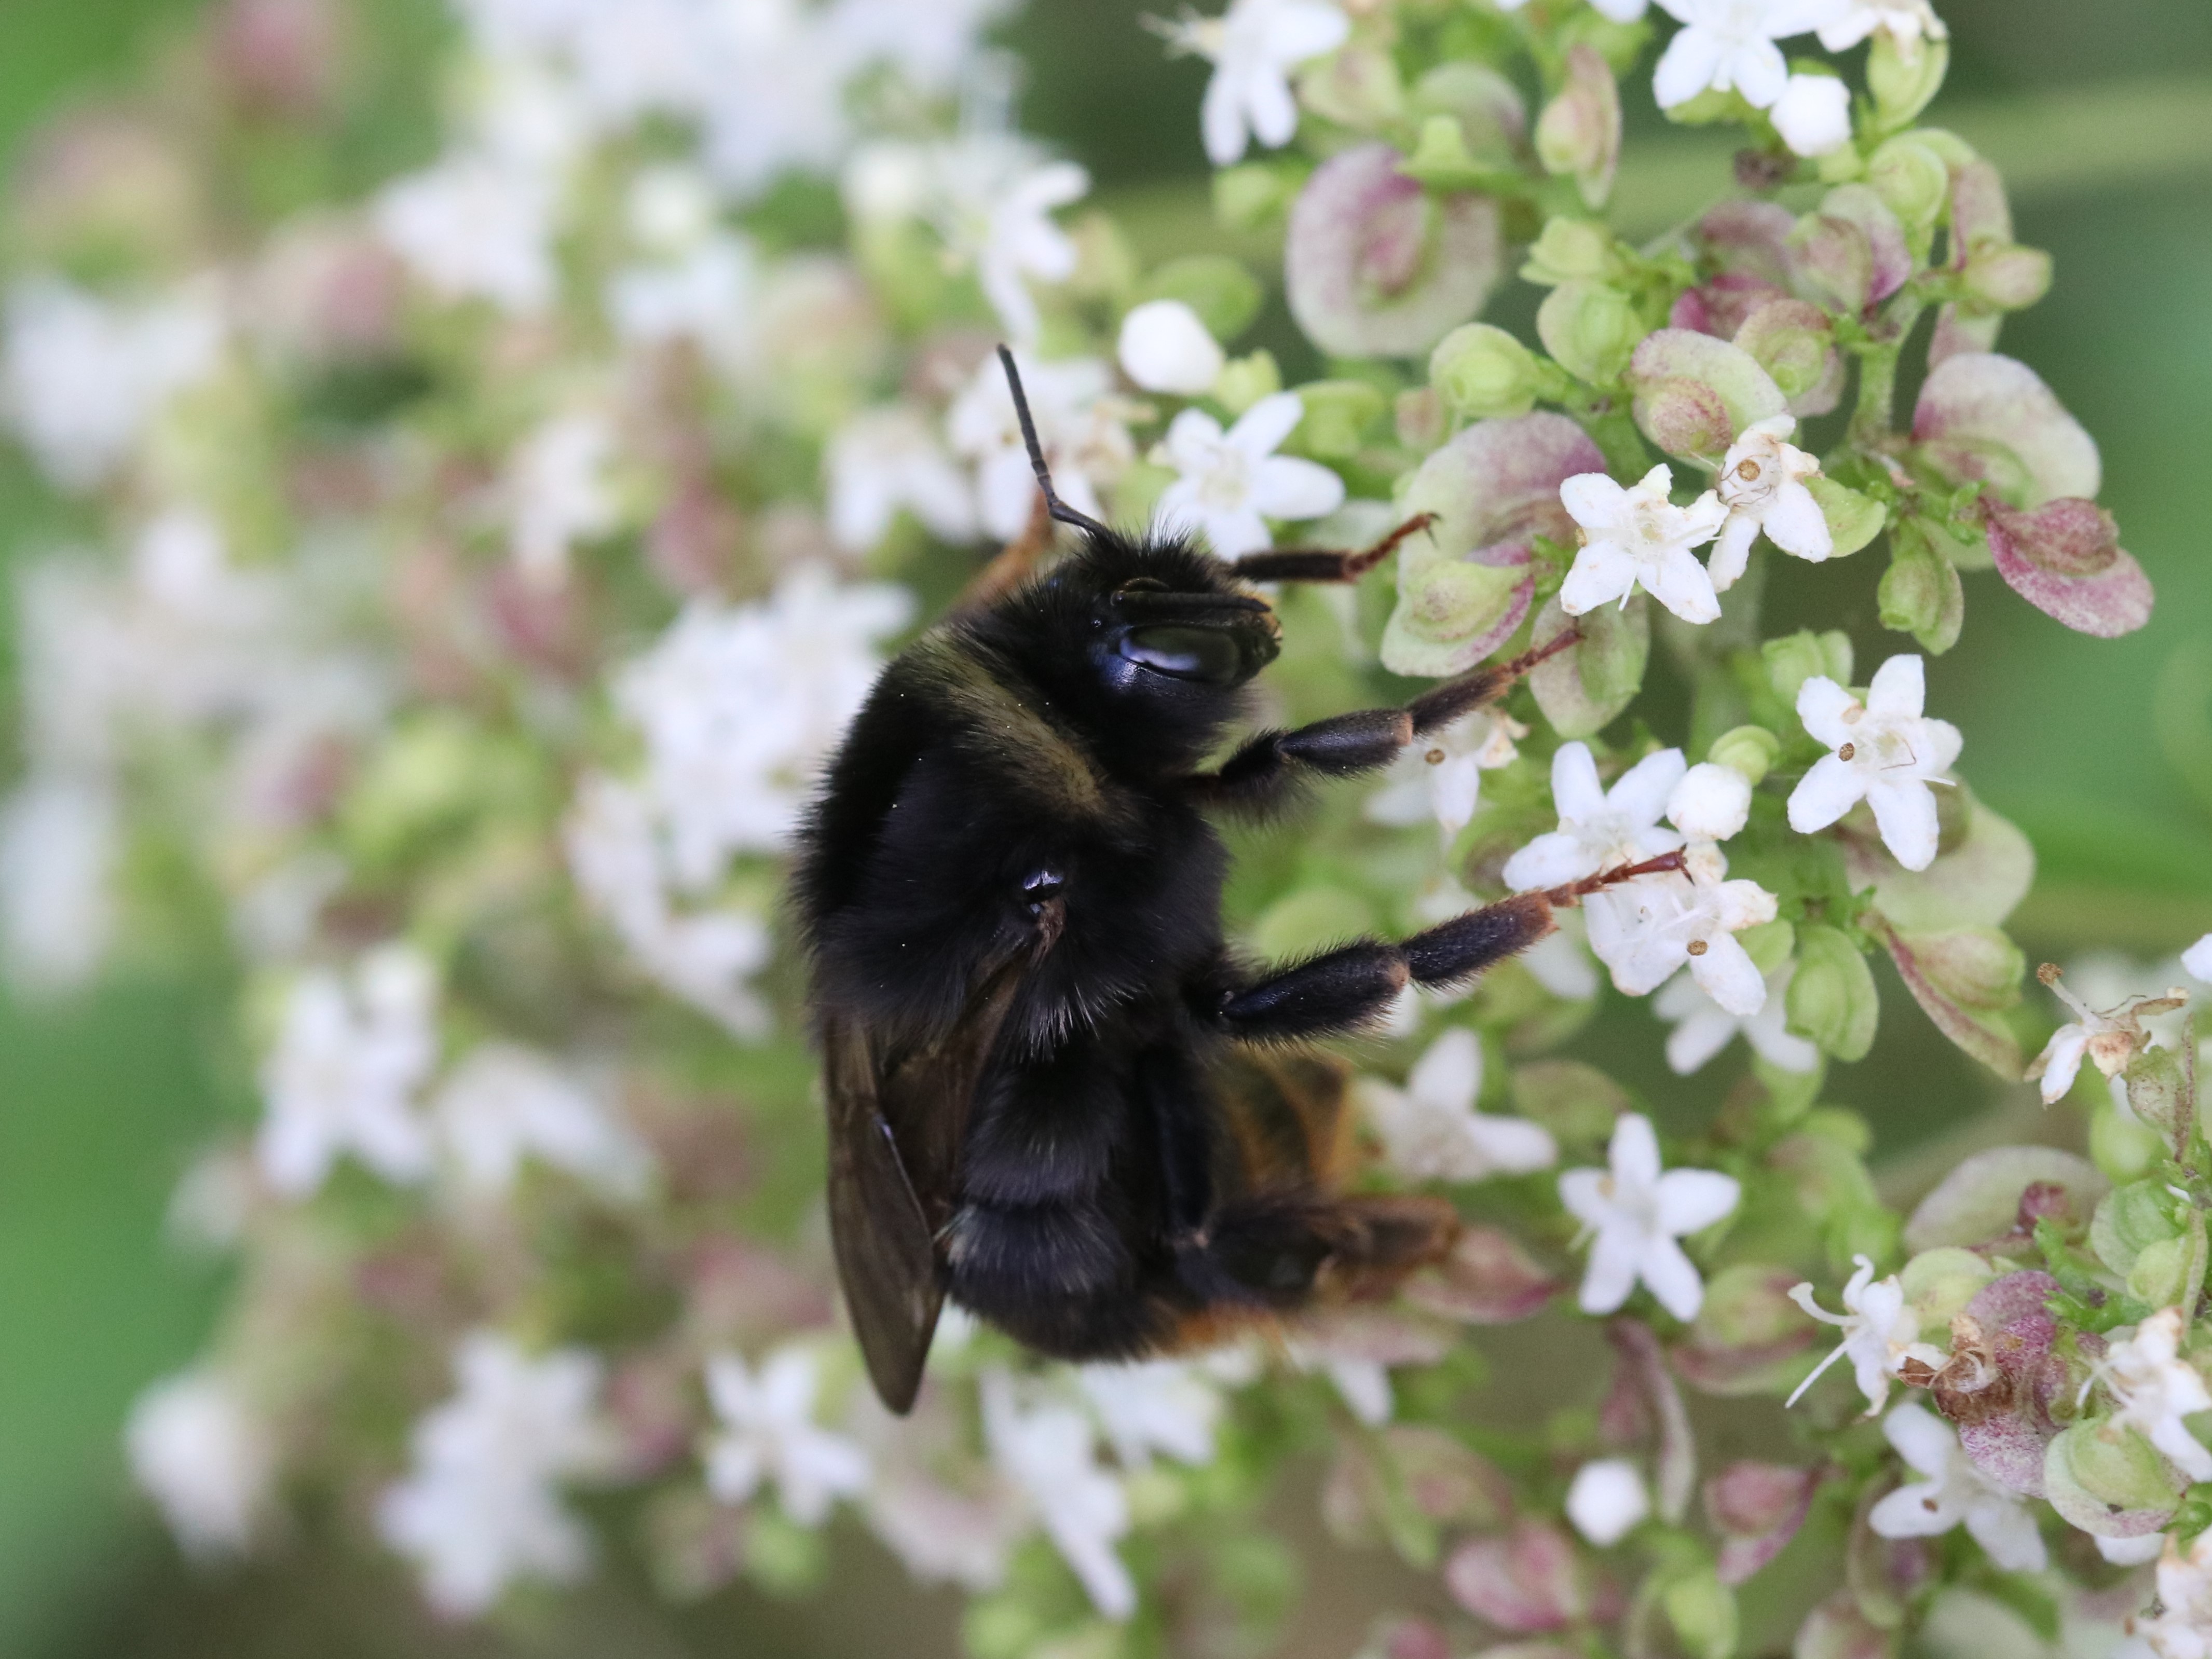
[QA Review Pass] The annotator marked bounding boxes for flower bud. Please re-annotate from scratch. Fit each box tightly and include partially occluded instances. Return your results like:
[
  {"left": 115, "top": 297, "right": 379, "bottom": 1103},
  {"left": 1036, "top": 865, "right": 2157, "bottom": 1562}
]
[
  {"left": 1760, "top": 628, "right": 1852, "bottom": 705},
  {"left": 2091, "top": 1105, "right": 2166, "bottom": 1184},
  {"left": 1296, "top": 43, "right": 1404, "bottom": 132},
  {"left": 1962, "top": 244, "right": 2053, "bottom": 312},
  {"left": 1214, "top": 350, "right": 1282, "bottom": 416},
  {"left": 1213, "top": 161, "right": 1305, "bottom": 232},
  {"left": 1536, "top": 281, "right": 1640, "bottom": 385},
  {"left": 2047, "top": 1423, "right": 2183, "bottom": 1518},
  {"left": 1292, "top": 379, "right": 1387, "bottom": 458},
  {"left": 1805, "top": 476, "right": 1887, "bottom": 557},
  {"left": 1667, "top": 762, "right": 1752, "bottom": 842},
  {"left": 1706, "top": 725, "right": 1780, "bottom": 786},
  {"left": 1662, "top": 1567, "right": 1738, "bottom": 1659},
  {"left": 1786, "top": 924, "right": 1879, "bottom": 1062},
  {"left": 1400, "top": 115, "right": 1490, "bottom": 189},
  {"left": 1878, "top": 525, "right": 1964, "bottom": 655},
  {"left": 1867, "top": 33, "right": 1949, "bottom": 128},
  {"left": 1534, "top": 44, "right": 1620, "bottom": 210},
  {"left": 1769, "top": 73, "right": 1851, "bottom": 160},
  {"left": 1787, "top": 212, "right": 1873, "bottom": 316},
  {"left": 1898, "top": 1246, "right": 1993, "bottom": 1330},
  {"left": 1430, "top": 323, "right": 1542, "bottom": 418},
  {"left": 1521, "top": 217, "right": 1617, "bottom": 287},
  {"left": 1410, "top": 62, "right": 1527, "bottom": 159},
  {"left": 2126, "top": 1234, "right": 2200, "bottom": 1309},
  {"left": 1564, "top": 1458, "right": 1648, "bottom": 1546},
  {"left": 1443, "top": 1521, "right": 1620, "bottom": 1633},
  {"left": 1867, "top": 135, "right": 1950, "bottom": 239},
  {"left": 1116, "top": 299, "right": 1224, "bottom": 395},
  {"left": 1732, "top": 299, "right": 1841, "bottom": 413}
]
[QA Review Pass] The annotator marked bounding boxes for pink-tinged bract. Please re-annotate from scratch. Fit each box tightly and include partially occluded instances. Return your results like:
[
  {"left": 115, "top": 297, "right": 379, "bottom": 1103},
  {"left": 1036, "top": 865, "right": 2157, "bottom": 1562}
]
[
  {"left": 1983, "top": 496, "right": 2154, "bottom": 637},
  {"left": 1912, "top": 352, "right": 2101, "bottom": 508}
]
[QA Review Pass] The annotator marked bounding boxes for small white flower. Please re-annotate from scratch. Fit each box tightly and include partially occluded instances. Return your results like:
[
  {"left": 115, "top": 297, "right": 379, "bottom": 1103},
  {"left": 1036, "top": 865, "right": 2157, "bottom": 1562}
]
[
  {"left": 981, "top": 1369, "right": 1135, "bottom": 1621},
  {"left": 1867, "top": 1402, "right": 2047, "bottom": 1573},
  {"left": 378, "top": 1333, "right": 612, "bottom": 1616},
  {"left": 1357, "top": 1027, "right": 1557, "bottom": 1183},
  {"left": 375, "top": 155, "right": 560, "bottom": 316},
  {"left": 1077, "top": 1359, "right": 1225, "bottom": 1469},
  {"left": 826, "top": 405, "right": 977, "bottom": 553},
  {"left": 2026, "top": 965, "right": 2187, "bottom": 1106},
  {"left": 508, "top": 414, "right": 620, "bottom": 587},
  {"left": 704, "top": 1346, "right": 871, "bottom": 1527},
  {"left": 1813, "top": 0, "right": 1946, "bottom": 55},
  {"left": 891, "top": 135, "right": 1088, "bottom": 347},
  {"left": 2138, "top": 1532, "right": 2212, "bottom": 1659},
  {"left": 1586, "top": 846, "right": 1779, "bottom": 1014},
  {"left": 1117, "top": 298, "right": 1226, "bottom": 396},
  {"left": 606, "top": 236, "right": 756, "bottom": 367},
  {"left": 1559, "top": 1113, "right": 1740, "bottom": 1320},
  {"left": 1652, "top": 0, "right": 1826, "bottom": 113},
  {"left": 0, "top": 774, "right": 116, "bottom": 994},
  {"left": 1163, "top": 0, "right": 1351, "bottom": 168},
  {"left": 1559, "top": 465, "right": 1730, "bottom": 625},
  {"left": 1770, "top": 73, "right": 1853, "bottom": 159},
  {"left": 948, "top": 351, "right": 1129, "bottom": 542},
  {"left": 1153, "top": 392, "right": 1346, "bottom": 560},
  {"left": 432, "top": 1043, "right": 651, "bottom": 1199},
  {"left": 256, "top": 945, "right": 438, "bottom": 1197},
  {"left": 1501, "top": 742, "right": 1687, "bottom": 894},
  {"left": 127, "top": 1370, "right": 274, "bottom": 1559},
  {"left": 1709, "top": 416, "right": 1832, "bottom": 591},
  {"left": 1365, "top": 708, "right": 1525, "bottom": 848},
  {"left": 1786, "top": 1255, "right": 1947, "bottom": 1414},
  {"left": 1656, "top": 960, "right": 1818, "bottom": 1075},
  {"left": 1524, "top": 920, "right": 1604, "bottom": 1001},
  {"left": 1665, "top": 761, "right": 1753, "bottom": 843},
  {"left": 2186, "top": 934, "right": 2212, "bottom": 985},
  {"left": 1786, "top": 654, "right": 1962, "bottom": 873},
  {"left": 1565, "top": 1458, "right": 1650, "bottom": 1546},
  {"left": 2101, "top": 1309, "right": 2212, "bottom": 1485}
]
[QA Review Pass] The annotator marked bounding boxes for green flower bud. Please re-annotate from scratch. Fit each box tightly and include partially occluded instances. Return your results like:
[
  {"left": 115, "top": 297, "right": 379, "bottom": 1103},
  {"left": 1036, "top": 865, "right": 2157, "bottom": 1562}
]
[
  {"left": 1662, "top": 1568, "right": 1738, "bottom": 1659},
  {"left": 1867, "top": 135, "right": 1951, "bottom": 238},
  {"left": 1762, "top": 628, "right": 1853, "bottom": 704},
  {"left": 1805, "top": 476, "right": 1887, "bottom": 558},
  {"left": 1706, "top": 724, "right": 1780, "bottom": 785},
  {"left": 1899, "top": 1246, "right": 1994, "bottom": 1330},
  {"left": 1534, "top": 44, "right": 1621, "bottom": 211},
  {"left": 1878, "top": 524, "right": 1964, "bottom": 654},
  {"left": 1291, "top": 379, "right": 1386, "bottom": 458},
  {"left": 1868, "top": 34, "right": 1949, "bottom": 129},
  {"left": 1733, "top": 299, "right": 1840, "bottom": 408},
  {"left": 1787, "top": 924, "right": 1880, "bottom": 1062},
  {"left": 1536, "top": 280, "right": 1640, "bottom": 385},
  {"left": 2091, "top": 1106, "right": 2167, "bottom": 1184},
  {"left": 2048, "top": 1423, "right": 2183, "bottom": 1518},
  {"left": 1399, "top": 115, "right": 1490, "bottom": 190},
  {"left": 1136, "top": 254, "right": 1265, "bottom": 341},
  {"left": 1214, "top": 350, "right": 1282, "bottom": 416},
  {"left": 1410, "top": 63, "right": 1526, "bottom": 160},
  {"left": 1213, "top": 161, "right": 1306, "bottom": 232},
  {"left": 1429, "top": 323, "right": 1542, "bottom": 418},
  {"left": 2127, "top": 1235, "right": 2200, "bottom": 1309},
  {"left": 1962, "top": 244, "right": 2053, "bottom": 312},
  {"left": 1296, "top": 43, "right": 1404, "bottom": 132},
  {"left": 1521, "top": 217, "right": 1617, "bottom": 287}
]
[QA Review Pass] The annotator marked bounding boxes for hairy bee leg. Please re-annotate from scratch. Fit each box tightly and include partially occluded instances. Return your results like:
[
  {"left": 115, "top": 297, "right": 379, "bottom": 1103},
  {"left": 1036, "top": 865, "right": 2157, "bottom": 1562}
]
[
  {"left": 1184, "top": 629, "right": 1580, "bottom": 816},
  {"left": 1226, "top": 512, "right": 1439, "bottom": 585}
]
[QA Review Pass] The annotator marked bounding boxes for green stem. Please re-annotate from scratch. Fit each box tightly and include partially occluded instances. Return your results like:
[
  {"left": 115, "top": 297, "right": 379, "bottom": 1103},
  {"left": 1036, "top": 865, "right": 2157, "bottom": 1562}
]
[
  {"left": 1574, "top": 402, "right": 1653, "bottom": 482},
  {"left": 1847, "top": 292, "right": 1927, "bottom": 451}
]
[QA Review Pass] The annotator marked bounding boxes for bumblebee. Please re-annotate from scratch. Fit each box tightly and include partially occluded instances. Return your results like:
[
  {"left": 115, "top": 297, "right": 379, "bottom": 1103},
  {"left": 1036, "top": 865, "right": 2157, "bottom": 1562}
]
[{"left": 796, "top": 349, "right": 1672, "bottom": 1411}]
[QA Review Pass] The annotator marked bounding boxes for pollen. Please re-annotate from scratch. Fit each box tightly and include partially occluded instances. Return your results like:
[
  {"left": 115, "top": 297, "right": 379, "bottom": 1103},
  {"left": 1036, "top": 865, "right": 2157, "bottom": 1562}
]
[
  {"left": 1425, "top": 747, "right": 1446, "bottom": 765},
  {"left": 1837, "top": 742, "right": 1855, "bottom": 761},
  {"left": 1735, "top": 459, "right": 1760, "bottom": 481}
]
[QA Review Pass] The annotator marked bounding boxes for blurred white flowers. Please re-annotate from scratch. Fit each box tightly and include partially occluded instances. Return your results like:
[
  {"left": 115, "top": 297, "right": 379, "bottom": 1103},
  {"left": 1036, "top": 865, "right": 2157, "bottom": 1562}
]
[
  {"left": 1565, "top": 1458, "right": 1649, "bottom": 1546},
  {"left": 1652, "top": 0, "right": 1824, "bottom": 112},
  {"left": 1866, "top": 1402, "right": 2046, "bottom": 1572},
  {"left": 1076, "top": 1359, "right": 1225, "bottom": 1470},
  {"left": 0, "top": 777, "right": 116, "bottom": 995},
  {"left": 704, "top": 1346, "right": 871, "bottom": 1526},
  {"left": 827, "top": 406, "right": 977, "bottom": 553},
  {"left": 126, "top": 1370, "right": 274, "bottom": 1559},
  {"left": 1559, "top": 1113, "right": 1739, "bottom": 1320},
  {"left": 376, "top": 155, "right": 562, "bottom": 314},
  {"left": 981, "top": 1370, "right": 1135, "bottom": 1620},
  {"left": 1162, "top": 0, "right": 1350, "bottom": 167},
  {"left": 433, "top": 1043, "right": 652, "bottom": 1199},
  {"left": 1357, "top": 1027, "right": 1557, "bottom": 1183},
  {"left": 507, "top": 413, "right": 621, "bottom": 586},
  {"left": 949, "top": 351, "right": 1129, "bottom": 542},
  {"left": 1152, "top": 391, "right": 1345, "bottom": 559}
]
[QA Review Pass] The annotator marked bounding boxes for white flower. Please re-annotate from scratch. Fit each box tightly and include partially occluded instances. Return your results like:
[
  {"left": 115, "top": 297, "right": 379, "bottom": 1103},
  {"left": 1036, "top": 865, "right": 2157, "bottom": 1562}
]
[
  {"left": 2027, "top": 966, "right": 2188, "bottom": 1106},
  {"left": 1665, "top": 761, "right": 1752, "bottom": 843},
  {"left": 1116, "top": 298, "right": 1225, "bottom": 396},
  {"left": 432, "top": 1043, "right": 651, "bottom": 1199},
  {"left": 1365, "top": 708, "right": 1525, "bottom": 848},
  {"left": 1656, "top": 960, "right": 1819, "bottom": 1074},
  {"left": 1559, "top": 465, "right": 1730, "bottom": 625},
  {"left": 1559, "top": 1113, "right": 1740, "bottom": 1320},
  {"left": 126, "top": 1370, "right": 274, "bottom": 1559},
  {"left": 1163, "top": 0, "right": 1350, "bottom": 167},
  {"left": 1652, "top": 0, "right": 1827, "bottom": 113},
  {"left": 508, "top": 414, "right": 620, "bottom": 586},
  {"left": 981, "top": 1369, "right": 1135, "bottom": 1621},
  {"left": 256, "top": 945, "right": 438, "bottom": 1197},
  {"left": 1078, "top": 1359, "right": 1225, "bottom": 1469},
  {"left": 375, "top": 155, "right": 560, "bottom": 316},
  {"left": 1813, "top": 0, "right": 1946, "bottom": 54},
  {"left": 826, "top": 405, "right": 978, "bottom": 553},
  {"left": 0, "top": 775, "right": 116, "bottom": 994},
  {"left": 1153, "top": 392, "right": 1345, "bottom": 560},
  {"left": 883, "top": 134, "right": 1087, "bottom": 346},
  {"left": 1786, "top": 1255, "right": 1947, "bottom": 1414},
  {"left": 606, "top": 236, "right": 756, "bottom": 367},
  {"left": 948, "top": 351, "right": 1129, "bottom": 541},
  {"left": 1867, "top": 1402, "right": 2047, "bottom": 1573},
  {"left": 1503, "top": 743, "right": 1687, "bottom": 894},
  {"left": 1357, "top": 1027, "right": 1557, "bottom": 1183},
  {"left": 1565, "top": 1458, "right": 1650, "bottom": 1546},
  {"left": 2186, "top": 934, "right": 2212, "bottom": 985},
  {"left": 378, "top": 1333, "right": 612, "bottom": 1616},
  {"left": 704, "top": 1346, "right": 871, "bottom": 1527},
  {"left": 2101, "top": 1308, "right": 2212, "bottom": 1485},
  {"left": 1770, "top": 73, "right": 1853, "bottom": 159},
  {"left": 1787, "top": 654, "right": 1963, "bottom": 872},
  {"left": 1709, "top": 416, "right": 1832, "bottom": 591},
  {"left": 2138, "top": 1532, "right": 2212, "bottom": 1659},
  {"left": 1586, "top": 846, "right": 1779, "bottom": 1014},
  {"left": 2, "top": 276, "right": 222, "bottom": 490},
  {"left": 1523, "top": 917, "right": 1603, "bottom": 1001}
]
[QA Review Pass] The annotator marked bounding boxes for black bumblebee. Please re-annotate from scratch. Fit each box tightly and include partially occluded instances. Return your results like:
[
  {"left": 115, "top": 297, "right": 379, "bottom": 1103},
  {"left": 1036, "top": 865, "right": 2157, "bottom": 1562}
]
[{"left": 796, "top": 349, "right": 1673, "bottom": 1411}]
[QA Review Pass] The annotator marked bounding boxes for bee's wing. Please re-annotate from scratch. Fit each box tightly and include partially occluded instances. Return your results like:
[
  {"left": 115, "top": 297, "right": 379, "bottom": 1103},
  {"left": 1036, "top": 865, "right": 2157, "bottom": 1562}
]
[{"left": 823, "top": 957, "right": 1025, "bottom": 1414}]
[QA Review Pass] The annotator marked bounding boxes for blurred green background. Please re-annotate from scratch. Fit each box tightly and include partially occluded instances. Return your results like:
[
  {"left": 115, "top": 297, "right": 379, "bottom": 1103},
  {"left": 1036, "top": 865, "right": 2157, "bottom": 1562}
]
[{"left": 0, "top": 0, "right": 2206, "bottom": 1653}]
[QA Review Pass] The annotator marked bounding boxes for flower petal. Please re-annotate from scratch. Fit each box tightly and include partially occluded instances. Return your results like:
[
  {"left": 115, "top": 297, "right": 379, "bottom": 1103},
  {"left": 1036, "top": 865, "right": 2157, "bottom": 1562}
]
[
  {"left": 1609, "top": 1112, "right": 1662, "bottom": 1188},
  {"left": 1763, "top": 481, "right": 1833, "bottom": 559},
  {"left": 1251, "top": 455, "right": 1347, "bottom": 522},
  {"left": 1643, "top": 545, "right": 1722, "bottom": 624},
  {"left": 1666, "top": 1007, "right": 1740, "bottom": 1075},
  {"left": 1652, "top": 26, "right": 1726, "bottom": 109},
  {"left": 1410, "top": 1027, "right": 1482, "bottom": 1116},
  {"left": 1551, "top": 741, "right": 1609, "bottom": 823},
  {"left": 1865, "top": 777, "right": 1941, "bottom": 872},
  {"left": 1708, "top": 514, "right": 1756, "bottom": 591},
  {"left": 1690, "top": 934, "right": 1766, "bottom": 1019},
  {"left": 1559, "top": 471, "right": 1628, "bottom": 531},
  {"left": 1502, "top": 830, "right": 1600, "bottom": 893},
  {"left": 1580, "top": 1224, "right": 1643, "bottom": 1314},
  {"left": 1655, "top": 1167, "right": 1741, "bottom": 1235},
  {"left": 1559, "top": 543, "right": 1637, "bottom": 615},
  {"left": 1639, "top": 1235, "right": 1707, "bottom": 1321},
  {"left": 1787, "top": 753, "right": 1864, "bottom": 833},
  {"left": 1794, "top": 676, "right": 1858, "bottom": 749},
  {"left": 1865, "top": 653, "right": 1925, "bottom": 720},
  {"left": 1228, "top": 391, "right": 1307, "bottom": 458}
]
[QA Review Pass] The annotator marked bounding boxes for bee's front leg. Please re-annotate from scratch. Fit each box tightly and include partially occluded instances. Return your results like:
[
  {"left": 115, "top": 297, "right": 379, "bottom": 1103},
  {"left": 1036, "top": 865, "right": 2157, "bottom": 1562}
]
[{"left": 1224, "top": 512, "right": 1437, "bottom": 584}]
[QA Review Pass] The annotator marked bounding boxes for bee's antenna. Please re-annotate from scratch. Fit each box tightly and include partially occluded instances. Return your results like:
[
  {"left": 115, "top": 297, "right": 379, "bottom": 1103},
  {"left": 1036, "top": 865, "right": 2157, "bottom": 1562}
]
[{"left": 996, "top": 344, "right": 1112, "bottom": 540}]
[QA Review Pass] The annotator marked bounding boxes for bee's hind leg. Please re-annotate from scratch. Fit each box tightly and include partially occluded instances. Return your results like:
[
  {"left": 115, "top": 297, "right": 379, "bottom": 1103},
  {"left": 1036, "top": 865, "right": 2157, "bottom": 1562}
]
[{"left": 1186, "top": 1192, "right": 1458, "bottom": 1311}]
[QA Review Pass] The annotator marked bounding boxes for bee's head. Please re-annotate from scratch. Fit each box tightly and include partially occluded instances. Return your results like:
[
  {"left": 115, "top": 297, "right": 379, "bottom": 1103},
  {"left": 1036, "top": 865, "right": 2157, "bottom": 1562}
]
[{"left": 1084, "top": 536, "right": 1280, "bottom": 695}]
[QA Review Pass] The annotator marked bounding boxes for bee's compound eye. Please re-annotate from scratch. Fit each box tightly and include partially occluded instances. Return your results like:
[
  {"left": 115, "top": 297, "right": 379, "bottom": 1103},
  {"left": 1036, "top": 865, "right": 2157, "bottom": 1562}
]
[
  {"left": 1117, "top": 624, "right": 1245, "bottom": 684},
  {"left": 1114, "top": 578, "right": 1168, "bottom": 596},
  {"left": 1022, "top": 869, "right": 1064, "bottom": 909}
]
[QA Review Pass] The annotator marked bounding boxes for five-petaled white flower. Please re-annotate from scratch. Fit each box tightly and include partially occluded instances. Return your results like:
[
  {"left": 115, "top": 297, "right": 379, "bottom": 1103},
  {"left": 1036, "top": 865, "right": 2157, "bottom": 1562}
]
[
  {"left": 934, "top": 136, "right": 1089, "bottom": 347},
  {"left": 1559, "top": 465, "right": 1729, "bottom": 625},
  {"left": 1652, "top": 0, "right": 1827, "bottom": 113},
  {"left": 1786, "top": 654, "right": 1962, "bottom": 872},
  {"left": 1786, "top": 1255, "right": 1947, "bottom": 1415},
  {"left": 2099, "top": 1308, "right": 2212, "bottom": 1485},
  {"left": 704, "top": 1346, "right": 872, "bottom": 1527},
  {"left": 1559, "top": 1113, "right": 1740, "bottom": 1321},
  {"left": 1077, "top": 1360, "right": 1225, "bottom": 1470},
  {"left": 1357, "top": 1027, "right": 1558, "bottom": 1184},
  {"left": 126, "top": 1369, "right": 274, "bottom": 1560},
  {"left": 2136, "top": 1531, "right": 2212, "bottom": 1659},
  {"left": 1501, "top": 742, "right": 1687, "bottom": 894},
  {"left": 1866, "top": 1402, "right": 2047, "bottom": 1573},
  {"left": 1813, "top": 0, "right": 1947, "bottom": 55},
  {"left": 1709, "top": 416, "right": 1832, "bottom": 591},
  {"left": 981, "top": 1369, "right": 1135, "bottom": 1621},
  {"left": 1770, "top": 73, "right": 1853, "bottom": 159},
  {"left": 1162, "top": 0, "right": 1351, "bottom": 168},
  {"left": 1586, "top": 845, "right": 1780, "bottom": 1016},
  {"left": 256, "top": 944, "right": 439, "bottom": 1197},
  {"left": 949, "top": 352, "right": 1130, "bottom": 542},
  {"left": 432, "top": 1041, "right": 652, "bottom": 1199},
  {"left": 1366, "top": 708, "right": 1525, "bottom": 848},
  {"left": 1117, "top": 299, "right": 1225, "bottom": 396},
  {"left": 1656, "top": 960, "right": 1819, "bottom": 1075},
  {"left": 1564, "top": 1458, "right": 1651, "bottom": 1547},
  {"left": 2026, "top": 963, "right": 2187, "bottom": 1105},
  {"left": 1152, "top": 392, "right": 1345, "bottom": 559},
  {"left": 826, "top": 405, "right": 978, "bottom": 553}
]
